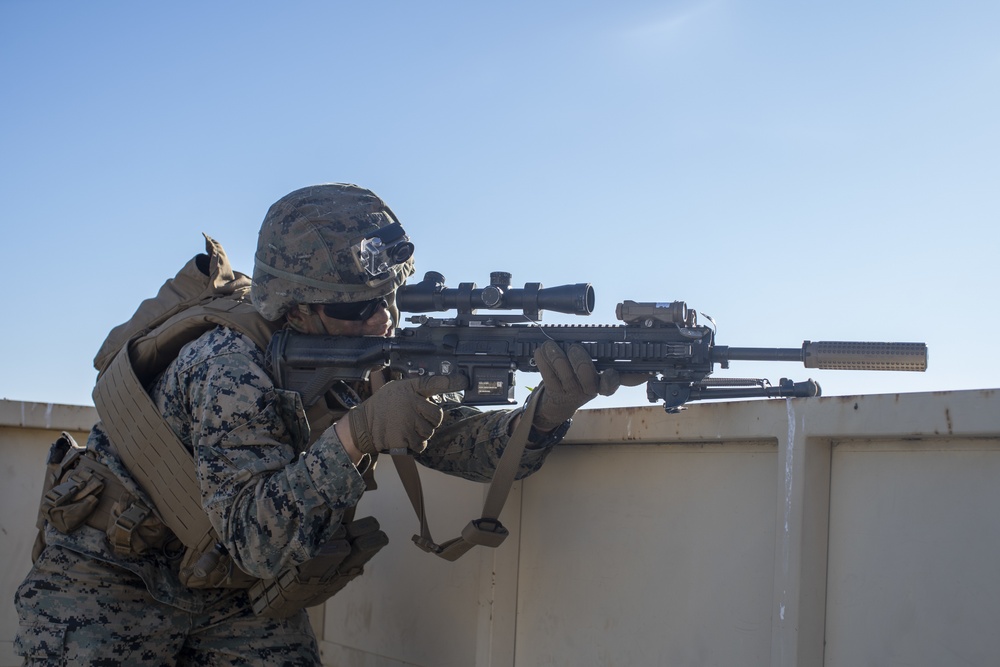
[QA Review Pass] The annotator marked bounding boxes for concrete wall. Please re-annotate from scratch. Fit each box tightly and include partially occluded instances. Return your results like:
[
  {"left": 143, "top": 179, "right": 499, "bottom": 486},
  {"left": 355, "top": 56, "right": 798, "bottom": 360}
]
[
  {"left": 3, "top": 390, "right": 998, "bottom": 666},
  {"left": 317, "top": 389, "right": 1000, "bottom": 667},
  {"left": 0, "top": 401, "right": 97, "bottom": 667}
]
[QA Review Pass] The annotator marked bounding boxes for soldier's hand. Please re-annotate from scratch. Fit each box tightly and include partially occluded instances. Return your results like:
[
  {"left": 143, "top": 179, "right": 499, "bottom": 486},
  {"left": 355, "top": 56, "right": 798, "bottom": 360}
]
[
  {"left": 348, "top": 374, "right": 469, "bottom": 456},
  {"left": 531, "top": 341, "right": 629, "bottom": 432}
]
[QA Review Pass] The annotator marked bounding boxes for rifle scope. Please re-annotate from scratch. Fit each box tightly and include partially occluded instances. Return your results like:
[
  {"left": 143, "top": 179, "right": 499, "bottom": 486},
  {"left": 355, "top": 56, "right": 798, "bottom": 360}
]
[{"left": 398, "top": 271, "right": 595, "bottom": 317}]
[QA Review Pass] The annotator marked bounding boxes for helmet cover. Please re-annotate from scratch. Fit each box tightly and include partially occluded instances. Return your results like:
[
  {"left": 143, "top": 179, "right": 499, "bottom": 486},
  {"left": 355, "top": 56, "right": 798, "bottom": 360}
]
[{"left": 251, "top": 183, "right": 414, "bottom": 321}]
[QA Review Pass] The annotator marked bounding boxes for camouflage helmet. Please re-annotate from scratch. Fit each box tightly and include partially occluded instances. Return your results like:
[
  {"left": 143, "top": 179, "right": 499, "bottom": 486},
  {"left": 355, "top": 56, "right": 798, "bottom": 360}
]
[{"left": 251, "top": 183, "right": 415, "bottom": 321}]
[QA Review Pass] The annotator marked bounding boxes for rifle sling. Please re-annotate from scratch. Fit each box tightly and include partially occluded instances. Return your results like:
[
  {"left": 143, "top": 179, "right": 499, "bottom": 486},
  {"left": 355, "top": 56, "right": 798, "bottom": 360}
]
[{"left": 391, "top": 387, "right": 543, "bottom": 562}]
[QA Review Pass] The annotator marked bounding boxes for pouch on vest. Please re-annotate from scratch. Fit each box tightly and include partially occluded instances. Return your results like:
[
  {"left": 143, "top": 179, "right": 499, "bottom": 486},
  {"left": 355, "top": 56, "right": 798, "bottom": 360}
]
[
  {"left": 248, "top": 516, "right": 389, "bottom": 618},
  {"left": 104, "top": 492, "right": 177, "bottom": 558},
  {"left": 40, "top": 466, "right": 105, "bottom": 535},
  {"left": 32, "top": 433, "right": 87, "bottom": 561}
]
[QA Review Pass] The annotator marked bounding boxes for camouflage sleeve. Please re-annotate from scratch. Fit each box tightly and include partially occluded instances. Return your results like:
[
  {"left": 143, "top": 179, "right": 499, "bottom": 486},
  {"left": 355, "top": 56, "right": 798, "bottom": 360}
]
[
  {"left": 414, "top": 401, "right": 559, "bottom": 482},
  {"left": 153, "top": 327, "right": 366, "bottom": 579}
]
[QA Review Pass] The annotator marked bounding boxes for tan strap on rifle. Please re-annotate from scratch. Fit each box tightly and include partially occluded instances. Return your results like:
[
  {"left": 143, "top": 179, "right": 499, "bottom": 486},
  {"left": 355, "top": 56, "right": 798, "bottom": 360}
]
[{"left": 391, "top": 387, "right": 543, "bottom": 562}]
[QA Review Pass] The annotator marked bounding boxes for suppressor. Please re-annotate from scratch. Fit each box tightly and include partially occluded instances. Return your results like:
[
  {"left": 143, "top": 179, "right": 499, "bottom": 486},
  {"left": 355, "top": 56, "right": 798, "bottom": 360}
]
[{"left": 714, "top": 342, "right": 928, "bottom": 372}]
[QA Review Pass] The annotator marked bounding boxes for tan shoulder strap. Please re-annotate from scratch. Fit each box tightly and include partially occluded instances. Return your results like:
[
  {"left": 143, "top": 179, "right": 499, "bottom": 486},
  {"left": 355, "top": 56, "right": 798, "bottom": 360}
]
[
  {"left": 127, "top": 295, "right": 280, "bottom": 383},
  {"left": 94, "top": 342, "right": 213, "bottom": 548}
]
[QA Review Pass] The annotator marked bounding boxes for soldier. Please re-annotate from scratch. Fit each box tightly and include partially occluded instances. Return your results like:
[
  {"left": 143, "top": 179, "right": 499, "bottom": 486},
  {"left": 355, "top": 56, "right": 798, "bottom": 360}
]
[{"left": 14, "top": 183, "right": 626, "bottom": 665}]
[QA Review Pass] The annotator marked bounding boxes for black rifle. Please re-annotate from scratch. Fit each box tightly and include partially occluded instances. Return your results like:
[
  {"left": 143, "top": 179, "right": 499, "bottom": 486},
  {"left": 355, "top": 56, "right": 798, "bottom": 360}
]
[{"left": 270, "top": 272, "right": 928, "bottom": 412}]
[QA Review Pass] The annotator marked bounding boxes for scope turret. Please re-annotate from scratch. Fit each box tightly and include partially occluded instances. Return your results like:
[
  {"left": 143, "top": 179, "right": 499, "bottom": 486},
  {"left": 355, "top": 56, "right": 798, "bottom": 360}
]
[{"left": 397, "top": 271, "right": 595, "bottom": 319}]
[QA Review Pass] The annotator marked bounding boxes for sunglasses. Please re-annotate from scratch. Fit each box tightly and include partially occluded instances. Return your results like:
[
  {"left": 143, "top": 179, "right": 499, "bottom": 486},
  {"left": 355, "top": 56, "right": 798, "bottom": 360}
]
[{"left": 321, "top": 297, "right": 388, "bottom": 322}]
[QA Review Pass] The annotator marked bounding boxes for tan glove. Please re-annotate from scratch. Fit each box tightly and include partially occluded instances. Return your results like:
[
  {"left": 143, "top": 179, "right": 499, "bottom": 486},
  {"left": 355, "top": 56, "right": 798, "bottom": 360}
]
[
  {"left": 532, "top": 341, "right": 629, "bottom": 432},
  {"left": 348, "top": 374, "right": 469, "bottom": 456}
]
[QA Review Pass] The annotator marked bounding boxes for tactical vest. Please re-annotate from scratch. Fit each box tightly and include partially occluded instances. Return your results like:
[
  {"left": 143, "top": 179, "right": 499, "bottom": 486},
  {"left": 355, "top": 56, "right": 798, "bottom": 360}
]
[{"left": 80, "top": 234, "right": 386, "bottom": 617}]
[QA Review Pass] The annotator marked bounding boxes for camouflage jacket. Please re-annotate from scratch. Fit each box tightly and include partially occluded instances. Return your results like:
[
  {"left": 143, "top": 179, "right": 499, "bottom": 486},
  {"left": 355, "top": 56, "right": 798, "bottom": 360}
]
[{"left": 45, "top": 326, "right": 558, "bottom": 613}]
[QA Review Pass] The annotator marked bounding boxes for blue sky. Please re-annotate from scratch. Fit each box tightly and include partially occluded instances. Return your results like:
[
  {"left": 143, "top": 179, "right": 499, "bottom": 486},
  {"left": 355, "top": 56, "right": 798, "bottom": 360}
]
[{"left": 2, "top": 1, "right": 997, "bottom": 409}]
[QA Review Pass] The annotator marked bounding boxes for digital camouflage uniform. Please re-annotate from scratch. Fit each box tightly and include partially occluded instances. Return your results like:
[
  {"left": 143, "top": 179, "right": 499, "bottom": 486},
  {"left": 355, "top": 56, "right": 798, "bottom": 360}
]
[
  {"left": 15, "top": 326, "right": 555, "bottom": 665},
  {"left": 14, "top": 183, "right": 561, "bottom": 666}
]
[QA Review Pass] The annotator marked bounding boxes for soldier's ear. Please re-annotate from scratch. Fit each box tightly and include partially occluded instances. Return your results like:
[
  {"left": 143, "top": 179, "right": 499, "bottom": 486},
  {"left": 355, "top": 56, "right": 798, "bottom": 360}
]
[{"left": 285, "top": 304, "right": 317, "bottom": 333}]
